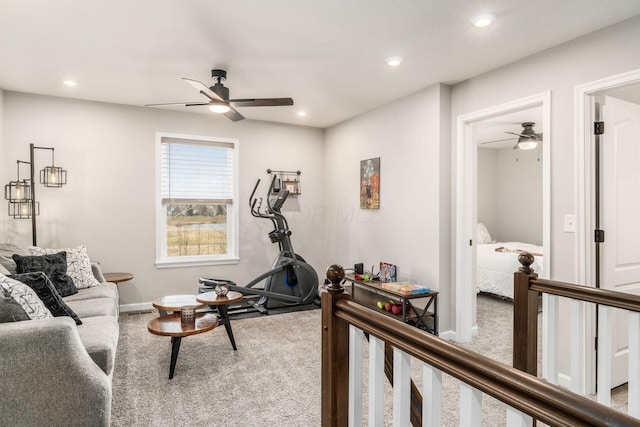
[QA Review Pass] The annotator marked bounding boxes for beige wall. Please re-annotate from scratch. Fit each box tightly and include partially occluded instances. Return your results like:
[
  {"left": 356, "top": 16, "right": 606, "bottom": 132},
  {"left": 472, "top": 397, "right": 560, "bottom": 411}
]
[
  {"left": 324, "top": 83, "right": 452, "bottom": 330},
  {"left": 2, "top": 92, "right": 325, "bottom": 306}
]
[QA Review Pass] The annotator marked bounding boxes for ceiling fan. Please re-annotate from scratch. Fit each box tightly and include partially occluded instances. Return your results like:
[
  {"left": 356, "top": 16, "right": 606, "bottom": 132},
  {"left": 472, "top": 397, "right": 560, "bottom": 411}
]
[
  {"left": 480, "top": 122, "right": 543, "bottom": 150},
  {"left": 145, "top": 69, "right": 294, "bottom": 122}
]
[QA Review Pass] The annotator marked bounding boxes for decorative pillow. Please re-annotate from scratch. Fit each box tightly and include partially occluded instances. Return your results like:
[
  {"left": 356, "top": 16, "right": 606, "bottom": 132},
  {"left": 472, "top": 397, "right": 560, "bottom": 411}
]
[
  {"left": 10, "top": 272, "right": 82, "bottom": 325},
  {"left": 28, "top": 245, "right": 101, "bottom": 289},
  {"left": 12, "top": 252, "right": 78, "bottom": 297},
  {"left": 0, "top": 273, "right": 53, "bottom": 320},
  {"left": 477, "top": 223, "right": 493, "bottom": 244},
  {"left": 0, "top": 295, "right": 30, "bottom": 322}
]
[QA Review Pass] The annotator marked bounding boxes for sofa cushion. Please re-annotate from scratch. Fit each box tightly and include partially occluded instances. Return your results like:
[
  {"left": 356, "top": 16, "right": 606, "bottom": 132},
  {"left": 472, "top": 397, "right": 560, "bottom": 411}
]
[
  {"left": 0, "top": 295, "right": 30, "bottom": 322},
  {"left": 0, "top": 273, "right": 52, "bottom": 320},
  {"left": 29, "top": 245, "right": 101, "bottom": 289},
  {"left": 13, "top": 252, "right": 78, "bottom": 297},
  {"left": 65, "top": 297, "right": 118, "bottom": 318},
  {"left": 10, "top": 272, "right": 82, "bottom": 325},
  {"left": 76, "top": 315, "right": 119, "bottom": 375},
  {"left": 63, "top": 282, "right": 118, "bottom": 303}
]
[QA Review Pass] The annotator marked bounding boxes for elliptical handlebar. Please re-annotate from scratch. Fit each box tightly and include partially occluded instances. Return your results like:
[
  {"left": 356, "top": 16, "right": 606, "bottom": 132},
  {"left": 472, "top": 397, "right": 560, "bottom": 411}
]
[{"left": 249, "top": 175, "right": 290, "bottom": 220}]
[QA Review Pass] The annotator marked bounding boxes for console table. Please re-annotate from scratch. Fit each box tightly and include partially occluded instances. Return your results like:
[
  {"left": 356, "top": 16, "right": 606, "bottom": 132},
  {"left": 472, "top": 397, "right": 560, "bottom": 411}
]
[{"left": 343, "top": 275, "right": 438, "bottom": 335}]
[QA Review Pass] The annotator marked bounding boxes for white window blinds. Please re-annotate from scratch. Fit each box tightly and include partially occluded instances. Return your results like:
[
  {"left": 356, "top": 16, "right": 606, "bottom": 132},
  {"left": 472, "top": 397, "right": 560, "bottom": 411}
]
[{"left": 161, "top": 137, "right": 234, "bottom": 204}]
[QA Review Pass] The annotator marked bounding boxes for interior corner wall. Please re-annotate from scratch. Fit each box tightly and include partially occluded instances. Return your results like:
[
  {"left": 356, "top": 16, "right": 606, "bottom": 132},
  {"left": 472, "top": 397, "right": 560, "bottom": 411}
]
[
  {"left": 2, "top": 92, "right": 325, "bottom": 305},
  {"left": 324, "top": 83, "right": 453, "bottom": 332},
  {"left": 451, "top": 16, "right": 640, "bottom": 378}
]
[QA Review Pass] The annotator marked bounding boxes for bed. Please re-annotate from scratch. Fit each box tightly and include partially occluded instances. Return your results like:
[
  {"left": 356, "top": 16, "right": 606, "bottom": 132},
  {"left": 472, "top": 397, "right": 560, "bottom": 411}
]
[{"left": 475, "top": 224, "right": 543, "bottom": 300}]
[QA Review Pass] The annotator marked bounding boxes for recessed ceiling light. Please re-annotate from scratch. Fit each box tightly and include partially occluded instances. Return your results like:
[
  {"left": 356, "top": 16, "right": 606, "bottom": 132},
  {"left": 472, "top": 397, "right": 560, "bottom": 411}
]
[
  {"left": 63, "top": 80, "right": 77, "bottom": 87},
  {"left": 385, "top": 56, "right": 403, "bottom": 67},
  {"left": 473, "top": 14, "right": 495, "bottom": 28},
  {"left": 297, "top": 111, "right": 307, "bottom": 117}
]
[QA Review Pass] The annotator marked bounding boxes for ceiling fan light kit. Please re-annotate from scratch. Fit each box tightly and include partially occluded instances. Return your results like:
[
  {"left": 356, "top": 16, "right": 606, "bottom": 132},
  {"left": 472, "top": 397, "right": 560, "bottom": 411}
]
[{"left": 145, "top": 69, "right": 294, "bottom": 122}]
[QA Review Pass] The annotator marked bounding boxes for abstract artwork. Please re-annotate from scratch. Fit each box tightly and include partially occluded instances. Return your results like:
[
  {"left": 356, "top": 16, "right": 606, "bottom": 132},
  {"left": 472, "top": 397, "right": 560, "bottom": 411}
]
[{"left": 360, "top": 157, "right": 380, "bottom": 209}]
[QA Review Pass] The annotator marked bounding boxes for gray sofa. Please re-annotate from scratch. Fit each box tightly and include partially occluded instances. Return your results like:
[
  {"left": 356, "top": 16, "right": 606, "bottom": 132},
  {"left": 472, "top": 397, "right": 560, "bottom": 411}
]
[{"left": 0, "top": 252, "right": 119, "bottom": 427}]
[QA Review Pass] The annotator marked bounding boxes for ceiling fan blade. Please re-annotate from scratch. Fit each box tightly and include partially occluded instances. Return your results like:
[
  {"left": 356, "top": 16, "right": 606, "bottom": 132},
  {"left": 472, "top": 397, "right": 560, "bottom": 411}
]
[
  {"left": 505, "top": 131, "right": 527, "bottom": 137},
  {"left": 182, "top": 78, "right": 224, "bottom": 102},
  {"left": 224, "top": 107, "right": 245, "bottom": 122},
  {"left": 229, "top": 98, "right": 294, "bottom": 107},
  {"left": 144, "top": 102, "right": 206, "bottom": 107},
  {"left": 479, "top": 137, "right": 517, "bottom": 145},
  {"left": 185, "top": 103, "right": 210, "bottom": 107}
]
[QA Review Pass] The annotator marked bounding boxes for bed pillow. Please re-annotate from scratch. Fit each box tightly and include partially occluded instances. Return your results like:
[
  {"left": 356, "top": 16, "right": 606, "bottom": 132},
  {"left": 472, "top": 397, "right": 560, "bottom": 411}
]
[
  {"left": 12, "top": 252, "right": 78, "bottom": 297},
  {"left": 0, "top": 273, "right": 53, "bottom": 320},
  {"left": 0, "top": 295, "right": 30, "bottom": 323},
  {"left": 477, "top": 223, "right": 493, "bottom": 244},
  {"left": 10, "top": 272, "right": 82, "bottom": 325},
  {"left": 28, "top": 245, "right": 101, "bottom": 289}
]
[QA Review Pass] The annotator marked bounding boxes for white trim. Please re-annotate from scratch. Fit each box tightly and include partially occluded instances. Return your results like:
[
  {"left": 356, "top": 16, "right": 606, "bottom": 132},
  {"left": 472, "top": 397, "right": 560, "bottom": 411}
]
[
  {"left": 455, "top": 92, "right": 551, "bottom": 343},
  {"left": 119, "top": 302, "right": 154, "bottom": 313},
  {"left": 154, "top": 132, "right": 240, "bottom": 268},
  {"left": 575, "top": 67, "right": 640, "bottom": 394}
]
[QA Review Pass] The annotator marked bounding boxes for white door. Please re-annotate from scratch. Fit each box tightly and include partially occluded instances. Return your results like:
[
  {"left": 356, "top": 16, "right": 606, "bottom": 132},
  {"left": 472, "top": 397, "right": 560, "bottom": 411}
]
[{"left": 601, "top": 95, "right": 640, "bottom": 388}]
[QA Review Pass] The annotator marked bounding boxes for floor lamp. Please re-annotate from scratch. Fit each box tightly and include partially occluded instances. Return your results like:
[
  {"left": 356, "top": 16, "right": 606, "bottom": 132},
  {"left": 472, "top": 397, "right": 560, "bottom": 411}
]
[{"left": 4, "top": 143, "right": 67, "bottom": 246}]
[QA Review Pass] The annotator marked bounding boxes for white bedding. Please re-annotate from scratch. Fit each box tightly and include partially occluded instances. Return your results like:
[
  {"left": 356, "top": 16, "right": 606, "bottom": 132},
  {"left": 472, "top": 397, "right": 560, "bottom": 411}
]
[{"left": 476, "top": 242, "right": 543, "bottom": 299}]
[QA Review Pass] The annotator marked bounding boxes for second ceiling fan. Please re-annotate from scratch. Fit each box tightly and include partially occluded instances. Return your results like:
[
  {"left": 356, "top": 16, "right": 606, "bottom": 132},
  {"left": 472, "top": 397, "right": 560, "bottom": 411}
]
[
  {"left": 145, "top": 69, "right": 294, "bottom": 122},
  {"left": 480, "top": 122, "right": 543, "bottom": 150}
]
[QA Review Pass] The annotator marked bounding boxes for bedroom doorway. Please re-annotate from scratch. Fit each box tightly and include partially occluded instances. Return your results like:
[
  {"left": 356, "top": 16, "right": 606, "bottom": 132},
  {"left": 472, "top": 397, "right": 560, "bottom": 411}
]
[
  {"left": 455, "top": 92, "right": 551, "bottom": 344},
  {"left": 577, "top": 68, "right": 640, "bottom": 395}
]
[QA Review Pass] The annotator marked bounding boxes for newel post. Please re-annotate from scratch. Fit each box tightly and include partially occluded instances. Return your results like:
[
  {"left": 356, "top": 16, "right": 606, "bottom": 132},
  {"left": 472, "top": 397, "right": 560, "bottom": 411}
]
[
  {"left": 322, "top": 265, "right": 350, "bottom": 427},
  {"left": 513, "top": 251, "right": 539, "bottom": 375}
]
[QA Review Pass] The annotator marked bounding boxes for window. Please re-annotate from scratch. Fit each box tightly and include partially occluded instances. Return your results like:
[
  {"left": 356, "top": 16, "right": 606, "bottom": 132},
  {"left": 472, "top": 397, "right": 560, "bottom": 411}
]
[{"left": 156, "top": 133, "right": 239, "bottom": 267}]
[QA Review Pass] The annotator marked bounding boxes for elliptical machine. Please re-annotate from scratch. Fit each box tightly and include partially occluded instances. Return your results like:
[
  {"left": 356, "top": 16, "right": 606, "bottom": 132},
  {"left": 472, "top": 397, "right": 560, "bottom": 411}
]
[{"left": 200, "top": 174, "right": 319, "bottom": 313}]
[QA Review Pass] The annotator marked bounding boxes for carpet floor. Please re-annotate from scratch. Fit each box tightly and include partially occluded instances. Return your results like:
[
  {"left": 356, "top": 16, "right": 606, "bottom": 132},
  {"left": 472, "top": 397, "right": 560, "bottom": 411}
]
[{"left": 111, "top": 295, "right": 620, "bottom": 426}]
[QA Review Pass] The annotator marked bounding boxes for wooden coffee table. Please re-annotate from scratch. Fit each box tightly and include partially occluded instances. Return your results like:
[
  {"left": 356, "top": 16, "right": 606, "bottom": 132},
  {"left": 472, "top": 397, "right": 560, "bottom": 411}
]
[
  {"left": 147, "top": 312, "right": 218, "bottom": 379},
  {"left": 196, "top": 290, "right": 243, "bottom": 351},
  {"left": 152, "top": 294, "right": 206, "bottom": 316}
]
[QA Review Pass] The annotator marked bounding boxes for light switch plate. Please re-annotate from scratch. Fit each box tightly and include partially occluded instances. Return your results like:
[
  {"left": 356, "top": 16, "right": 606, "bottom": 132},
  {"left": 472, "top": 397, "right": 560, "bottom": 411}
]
[{"left": 564, "top": 214, "right": 576, "bottom": 233}]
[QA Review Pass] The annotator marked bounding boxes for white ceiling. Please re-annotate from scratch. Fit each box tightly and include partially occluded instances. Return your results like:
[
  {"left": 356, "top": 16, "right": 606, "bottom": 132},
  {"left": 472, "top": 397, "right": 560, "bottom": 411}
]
[{"left": 1, "top": 1, "right": 639, "bottom": 128}]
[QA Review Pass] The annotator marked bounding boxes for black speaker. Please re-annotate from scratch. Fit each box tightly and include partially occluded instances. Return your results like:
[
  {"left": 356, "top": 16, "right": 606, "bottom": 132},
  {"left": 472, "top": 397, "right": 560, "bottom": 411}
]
[{"left": 354, "top": 263, "right": 364, "bottom": 274}]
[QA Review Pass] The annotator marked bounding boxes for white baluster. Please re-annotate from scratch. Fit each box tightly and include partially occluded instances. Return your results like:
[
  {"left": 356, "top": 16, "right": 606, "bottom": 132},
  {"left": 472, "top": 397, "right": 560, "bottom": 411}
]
[
  {"left": 393, "top": 347, "right": 411, "bottom": 427},
  {"left": 542, "top": 294, "right": 558, "bottom": 384},
  {"left": 459, "top": 383, "right": 482, "bottom": 426},
  {"left": 629, "top": 312, "right": 640, "bottom": 418},
  {"left": 597, "top": 305, "right": 612, "bottom": 405},
  {"left": 349, "top": 325, "right": 364, "bottom": 427},
  {"left": 369, "top": 335, "right": 385, "bottom": 425},
  {"left": 423, "top": 363, "right": 442, "bottom": 426},
  {"left": 506, "top": 406, "right": 533, "bottom": 426},
  {"left": 571, "top": 300, "right": 585, "bottom": 394}
]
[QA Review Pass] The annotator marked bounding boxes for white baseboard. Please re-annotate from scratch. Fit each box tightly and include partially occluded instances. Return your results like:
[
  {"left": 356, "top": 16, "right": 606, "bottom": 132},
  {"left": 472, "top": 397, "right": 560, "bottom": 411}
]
[
  {"left": 439, "top": 325, "right": 478, "bottom": 342},
  {"left": 558, "top": 372, "right": 572, "bottom": 390},
  {"left": 438, "top": 330, "right": 456, "bottom": 341},
  {"left": 119, "top": 302, "right": 154, "bottom": 313}
]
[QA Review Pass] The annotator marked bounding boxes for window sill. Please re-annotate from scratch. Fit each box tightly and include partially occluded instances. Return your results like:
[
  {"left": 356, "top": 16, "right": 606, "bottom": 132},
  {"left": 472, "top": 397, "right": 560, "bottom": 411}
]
[{"left": 155, "top": 256, "right": 240, "bottom": 269}]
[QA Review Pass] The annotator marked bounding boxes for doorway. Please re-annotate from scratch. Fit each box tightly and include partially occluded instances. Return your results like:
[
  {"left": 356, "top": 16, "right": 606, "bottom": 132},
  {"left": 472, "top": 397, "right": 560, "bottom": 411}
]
[
  {"left": 577, "top": 68, "right": 640, "bottom": 395},
  {"left": 455, "top": 92, "right": 551, "bottom": 343}
]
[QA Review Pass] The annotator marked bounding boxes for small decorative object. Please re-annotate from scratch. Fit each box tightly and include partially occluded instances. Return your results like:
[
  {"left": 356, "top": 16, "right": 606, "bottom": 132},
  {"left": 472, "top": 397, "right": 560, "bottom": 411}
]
[
  {"left": 181, "top": 305, "right": 196, "bottom": 325},
  {"left": 214, "top": 283, "right": 229, "bottom": 296},
  {"left": 360, "top": 157, "right": 380, "bottom": 209},
  {"left": 379, "top": 262, "right": 397, "bottom": 283}
]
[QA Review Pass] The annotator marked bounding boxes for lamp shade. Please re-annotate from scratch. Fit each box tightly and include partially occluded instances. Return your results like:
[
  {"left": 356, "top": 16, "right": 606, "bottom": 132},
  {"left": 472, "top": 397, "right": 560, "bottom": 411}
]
[
  {"left": 40, "top": 166, "right": 67, "bottom": 187},
  {"left": 4, "top": 180, "right": 31, "bottom": 202},
  {"left": 8, "top": 200, "right": 39, "bottom": 219}
]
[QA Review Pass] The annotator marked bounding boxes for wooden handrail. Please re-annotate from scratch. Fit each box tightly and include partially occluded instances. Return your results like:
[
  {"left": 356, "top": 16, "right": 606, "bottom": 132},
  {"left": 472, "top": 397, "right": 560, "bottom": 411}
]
[
  {"left": 322, "top": 286, "right": 639, "bottom": 426},
  {"left": 513, "top": 251, "right": 640, "bottom": 376}
]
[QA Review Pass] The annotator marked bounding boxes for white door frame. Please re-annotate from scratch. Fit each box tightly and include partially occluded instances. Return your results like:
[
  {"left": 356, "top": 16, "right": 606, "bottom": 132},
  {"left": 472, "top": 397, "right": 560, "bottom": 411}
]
[
  {"left": 576, "top": 68, "right": 640, "bottom": 394},
  {"left": 455, "top": 92, "right": 551, "bottom": 343}
]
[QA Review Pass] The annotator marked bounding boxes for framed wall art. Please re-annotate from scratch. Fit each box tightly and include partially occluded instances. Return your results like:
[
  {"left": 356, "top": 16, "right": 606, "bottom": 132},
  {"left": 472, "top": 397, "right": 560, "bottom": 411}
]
[{"left": 360, "top": 157, "right": 380, "bottom": 209}]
